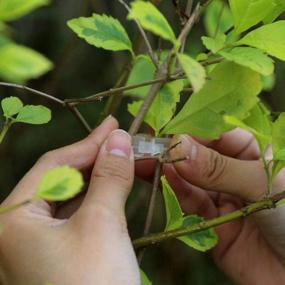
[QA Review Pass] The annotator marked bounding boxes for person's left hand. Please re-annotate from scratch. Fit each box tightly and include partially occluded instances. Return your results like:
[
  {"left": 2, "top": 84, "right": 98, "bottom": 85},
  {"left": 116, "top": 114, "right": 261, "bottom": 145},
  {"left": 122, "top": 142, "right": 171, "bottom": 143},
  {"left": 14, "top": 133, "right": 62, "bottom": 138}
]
[{"left": 0, "top": 116, "right": 140, "bottom": 285}]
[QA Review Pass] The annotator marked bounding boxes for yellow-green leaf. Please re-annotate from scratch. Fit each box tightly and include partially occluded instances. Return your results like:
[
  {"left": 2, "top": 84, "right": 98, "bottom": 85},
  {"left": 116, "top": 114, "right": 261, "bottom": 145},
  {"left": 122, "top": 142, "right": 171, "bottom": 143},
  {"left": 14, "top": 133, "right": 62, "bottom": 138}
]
[
  {"left": 0, "top": 43, "right": 53, "bottom": 84},
  {"left": 128, "top": 1, "right": 177, "bottom": 46},
  {"left": 15, "top": 105, "right": 51, "bottom": 125},
  {"left": 272, "top": 113, "right": 285, "bottom": 176},
  {"left": 204, "top": 0, "right": 234, "bottom": 37},
  {"left": 68, "top": 14, "right": 133, "bottom": 54},
  {"left": 219, "top": 47, "right": 274, "bottom": 76},
  {"left": 178, "top": 215, "right": 218, "bottom": 252},
  {"left": 229, "top": 0, "right": 270, "bottom": 34},
  {"left": 224, "top": 103, "right": 272, "bottom": 154},
  {"left": 128, "top": 80, "right": 183, "bottom": 135},
  {"left": 239, "top": 21, "right": 285, "bottom": 61},
  {"left": 0, "top": 0, "right": 49, "bottom": 21},
  {"left": 125, "top": 55, "right": 156, "bottom": 97},
  {"left": 163, "top": 62, "right": 262, "bottom": 139},
  {"left": 177, "top": 53, "right": 206, "bottom": 92},
  {"left": 140, "top": 270, "right": 152, "bottom": 285},
  {"left": 202, "top": 34, "right": 226, "bottom": 54},
  {"left": 1, "top": 96, "right": 23, "bottom": 117},
  {"left": 36, "top": 166, "right": 84, "bottom": 201},
  {"left": 161, "top": 176, "right": 184, "bottom": 231}
]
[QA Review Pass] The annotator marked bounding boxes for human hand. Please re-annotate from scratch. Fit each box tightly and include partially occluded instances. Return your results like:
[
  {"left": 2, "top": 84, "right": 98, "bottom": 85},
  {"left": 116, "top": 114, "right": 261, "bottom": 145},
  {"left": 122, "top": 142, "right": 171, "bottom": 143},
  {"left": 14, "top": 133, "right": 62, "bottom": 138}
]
[
  {"left": 165, "top": 129, "right": 285, "bottom": 285},
  {"left": 0, "top": 116, "right": 140, "bottom": 285}
]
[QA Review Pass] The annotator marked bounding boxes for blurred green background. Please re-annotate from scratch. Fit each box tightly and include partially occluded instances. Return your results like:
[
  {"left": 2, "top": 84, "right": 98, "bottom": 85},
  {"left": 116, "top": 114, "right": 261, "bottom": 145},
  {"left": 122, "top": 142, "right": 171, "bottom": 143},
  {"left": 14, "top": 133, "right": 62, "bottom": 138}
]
[{"left": 0, "top": 1, "right": 284, "bottom": 284}]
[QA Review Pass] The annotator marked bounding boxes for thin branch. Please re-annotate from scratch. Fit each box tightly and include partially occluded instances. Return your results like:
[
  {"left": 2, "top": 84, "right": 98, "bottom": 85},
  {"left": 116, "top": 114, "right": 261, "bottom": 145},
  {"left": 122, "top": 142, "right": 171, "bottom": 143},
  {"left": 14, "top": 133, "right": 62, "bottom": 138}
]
[
  {"left": 0, "top": 82, "right": 92, "bottom": 134},
  {"left": 65, "top": 104, "right": 92, "bottom": 133},
  {"left": 0, "top": 82, "right": 64, "bottom": 105},
  {"left": 65, "top": 76, "right": 181, "bottom": 105},
  {"left": 177, "top": 3, "right": 201, "bottom": 46},
  {"left": 133, "top": 191, "right": 285, "bottom": 249},
  {"left": 117, "top": 0, "right": 159, "bottom": 68},
  {"left": 128, "top": 66, "right": 167, "bottom": 135},
  {"left": 0, "top": 199, "right": 31, "bottom": 215},
  {"left": 138, "top": 162, "right": 162, "bottom": 264},
  {"left": 128, "top": 3, "right": 204, "bottom": 136}
]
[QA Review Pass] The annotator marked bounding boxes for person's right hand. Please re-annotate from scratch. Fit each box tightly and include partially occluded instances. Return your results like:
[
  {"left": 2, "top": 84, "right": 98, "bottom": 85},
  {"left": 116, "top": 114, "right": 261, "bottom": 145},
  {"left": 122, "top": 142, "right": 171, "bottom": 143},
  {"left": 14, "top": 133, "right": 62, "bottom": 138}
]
[
  {"left": 164, "top": 129, "right": 285, "bottom": 285},
  {"left": 0, "top": 116, "right": 140, "bottom": 285}
]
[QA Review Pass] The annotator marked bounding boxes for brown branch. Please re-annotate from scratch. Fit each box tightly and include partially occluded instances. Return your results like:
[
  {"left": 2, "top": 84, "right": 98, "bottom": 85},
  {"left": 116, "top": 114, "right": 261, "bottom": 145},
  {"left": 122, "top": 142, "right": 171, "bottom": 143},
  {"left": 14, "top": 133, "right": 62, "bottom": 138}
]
[
  {"left": 128, "top": 3, "right": 203, "bottom": 136},
  {"left": 133, "top": 191, "right": 285, "bottom": 249},
  {"left": 65, "top": 76, "right": 182, "bottom": 105},
  {"left": 0, "top": 82, "right": 64, "bottom": 105},
  {"left": 117, "top": 0, "right": 159, "bottom": 68},
  {"left": 138, "top": 162, "right": 162, "bottom": 264},
  {"left": 0, "top": 82, "right": 92, "bottom": 134}
]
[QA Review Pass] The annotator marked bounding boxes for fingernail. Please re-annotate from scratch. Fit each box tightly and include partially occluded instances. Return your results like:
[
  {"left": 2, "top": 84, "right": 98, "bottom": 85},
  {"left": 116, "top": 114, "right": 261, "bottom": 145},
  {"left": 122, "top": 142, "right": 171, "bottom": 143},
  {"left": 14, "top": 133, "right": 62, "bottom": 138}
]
[
  {"left": 175, "top": 135, "right": 198, "bottom": 161},
  {"left": 105, "top": 130, "right": 132, "bottom": 158},
  {"left": 102, "top": 114, "right": 113, "bottom": 123}
]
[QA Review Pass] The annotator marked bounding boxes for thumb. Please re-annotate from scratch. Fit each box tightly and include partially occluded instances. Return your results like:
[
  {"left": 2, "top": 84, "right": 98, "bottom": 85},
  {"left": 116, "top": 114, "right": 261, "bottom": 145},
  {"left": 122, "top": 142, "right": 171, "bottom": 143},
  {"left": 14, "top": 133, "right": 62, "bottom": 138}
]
[
  {"left": 77, "top": 129, "right": 134, "bottom": 221},
  {"left": 170, "top": 135, "right": 267, "bottom": 201}
]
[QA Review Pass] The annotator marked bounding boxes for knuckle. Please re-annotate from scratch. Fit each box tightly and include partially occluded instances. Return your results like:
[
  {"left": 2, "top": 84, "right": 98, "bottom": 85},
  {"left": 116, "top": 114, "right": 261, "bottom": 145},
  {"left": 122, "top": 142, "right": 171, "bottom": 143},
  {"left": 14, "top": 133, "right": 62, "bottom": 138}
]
[
  {"left": 93, "top": 155, "right": 132, "bottom": 186},
  {"left": 202, "top": 150, "right": 228, "bottom": 187}
]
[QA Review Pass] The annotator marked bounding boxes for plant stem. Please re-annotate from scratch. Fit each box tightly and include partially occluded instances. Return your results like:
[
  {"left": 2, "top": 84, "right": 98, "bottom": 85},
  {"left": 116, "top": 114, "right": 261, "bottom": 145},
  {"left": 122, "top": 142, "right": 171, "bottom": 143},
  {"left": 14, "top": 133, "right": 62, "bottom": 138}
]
[
  {"left": 117, "top": 0, "right": 159, "bottom": 68},
  {"left": 0, "top": 121, "right": 12, "bottom": 144},
  {"left": 138, "top": 162, "right": 162, "bottom": 264},
  {"left": 0, "top": 82, "right": 91, "bottom": 134},
  {"left": 128, "top": 65, "right": 168, "bottom": 135},
  {"left": 133, "top": 191, "right": 285, "bottom": 249},
  {"left": 0, "top": 82, "right": 64, "bottom": 105},
  {"left": 65, "top": 76, "right": 180, "bottom": 105},
  {"left": 0, "top": 200, "right": 31, "bottom": 215}
]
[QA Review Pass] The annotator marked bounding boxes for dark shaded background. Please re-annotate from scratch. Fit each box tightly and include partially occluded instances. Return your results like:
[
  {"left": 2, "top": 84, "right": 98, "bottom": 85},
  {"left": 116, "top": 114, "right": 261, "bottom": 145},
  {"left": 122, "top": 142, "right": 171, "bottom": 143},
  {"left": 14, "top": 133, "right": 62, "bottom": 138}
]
[{"left": 1, "top": 1, "right": 285, "bottom": 284}]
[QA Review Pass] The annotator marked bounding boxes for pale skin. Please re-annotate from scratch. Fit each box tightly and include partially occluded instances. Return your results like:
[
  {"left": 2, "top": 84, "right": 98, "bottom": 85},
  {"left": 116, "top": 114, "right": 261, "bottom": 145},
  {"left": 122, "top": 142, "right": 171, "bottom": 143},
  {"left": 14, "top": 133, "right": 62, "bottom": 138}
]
[{"left": 0, "top": 117, "right": 285, "bottom": 285}]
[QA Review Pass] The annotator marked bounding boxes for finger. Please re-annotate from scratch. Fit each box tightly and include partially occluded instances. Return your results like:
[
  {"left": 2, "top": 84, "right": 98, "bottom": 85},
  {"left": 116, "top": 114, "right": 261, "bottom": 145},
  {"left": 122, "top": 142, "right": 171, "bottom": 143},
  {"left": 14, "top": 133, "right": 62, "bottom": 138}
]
[
  {"left": 195, "top": 128, "right": 259, "bottom": 160},
  {"left": 170, "top": 135, "right": 267, "bottom": 201},
  {"left": 75, "top": 129, "right": 134, "bottom": 225},
  {"left": 163, "top": 164, "right": 217, "bottom": 218},
  {"left": 5, "top": 116, "right": 118, "bottom": 204}
]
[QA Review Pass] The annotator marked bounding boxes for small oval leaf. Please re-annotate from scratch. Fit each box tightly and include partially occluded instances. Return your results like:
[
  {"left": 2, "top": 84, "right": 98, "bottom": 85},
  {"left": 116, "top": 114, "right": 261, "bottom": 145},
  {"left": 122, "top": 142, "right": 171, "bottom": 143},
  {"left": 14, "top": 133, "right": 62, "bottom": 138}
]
[
  {"left": 36, "top": 166, "right": 84, "bottom": 201},
  {"left": 15, "top": 105, "right": 51, "bottom": 125},
  {"left": 1, "top": 96, "right": 23, "bottom": 117}
]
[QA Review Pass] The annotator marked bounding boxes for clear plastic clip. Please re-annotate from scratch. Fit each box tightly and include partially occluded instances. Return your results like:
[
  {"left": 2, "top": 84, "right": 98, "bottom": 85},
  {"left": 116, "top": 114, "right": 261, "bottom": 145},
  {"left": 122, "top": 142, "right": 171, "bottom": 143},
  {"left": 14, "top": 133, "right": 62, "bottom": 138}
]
[{"left": 132, "top": 135, "right": 171, "bottom": 159}]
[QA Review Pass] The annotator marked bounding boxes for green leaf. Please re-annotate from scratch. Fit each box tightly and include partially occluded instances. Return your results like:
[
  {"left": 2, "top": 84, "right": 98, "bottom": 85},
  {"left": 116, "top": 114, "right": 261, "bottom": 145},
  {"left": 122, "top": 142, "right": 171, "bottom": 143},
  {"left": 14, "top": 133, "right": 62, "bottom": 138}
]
[
  {"left": 202, "top": 34, "right": 226, "bottom": 54},
  {"left": 1, "top": 96, "right": 23, "bottom": 117},
  {"left": 163, "top": 62, "right": 262, "bottom": 139},
  {"left": 229, "top": 0, "right": 271, "bottom": 34},
  {"left": 277, "top": 198, "right": 285, "bottom": 207},
  {"left": 275, "top": 148, "right": 285, "bottom": 161},
  {"left": 128, "top": 80, "right": 183, "bottom": 135},
  {"left": 178, "top": 215, "right": 218, "bottom": 252},
  {"left": 204, "top": 0, "right": 234, "bottom": 37},
  {"left": 0, "top": 0, "right": 49, "bottom": 21},
  {"left": 224, "top": 103, "right": 272, "bottom": 154},
  {"left": 263, "top": 1, "right": 285, "bottom": 23},
  {"left": 36, "top": 166, "right": 84, "bottom": 201},
  {"left": 261, "top": 73, "right": 276, "bottom": 91},
  {"left": 161, "top": 176, "right": 184, "bottom": 231},
  {"left": 140, "top": 270, "right": 152, "bottom": 285},
  {"left": 67, "top": 14, "right": 133, "bottom": 54},
  {"left": 239, "top": 21, "right": 285, "bottom": 61},
  {"left": 177, "top": 53, "right": 206, "bottom": 93},
  {"left": 272, "top": 113, "right": 285, "bottom": 176},
  {"left": 128, "top": 1, "right": 177, "bottom": 46},
  {"left": 0, "top": 43, "right": 53, "bottom": 84},
  {"left": 219, "top": 47, "right": 274, "bottom": 76},
  {"left": 15, "top": 105, "right": 51, "bottom": 125},
  {"left": 125, "top": 55, "right": 156, "bottom": 97}
]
